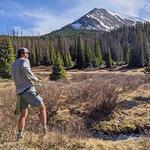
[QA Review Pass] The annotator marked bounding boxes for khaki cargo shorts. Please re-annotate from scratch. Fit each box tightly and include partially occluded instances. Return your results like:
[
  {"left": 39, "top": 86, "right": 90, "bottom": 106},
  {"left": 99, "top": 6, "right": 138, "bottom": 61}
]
[{"left": 19, "top": 87, "right": 43, "bottom": 110}]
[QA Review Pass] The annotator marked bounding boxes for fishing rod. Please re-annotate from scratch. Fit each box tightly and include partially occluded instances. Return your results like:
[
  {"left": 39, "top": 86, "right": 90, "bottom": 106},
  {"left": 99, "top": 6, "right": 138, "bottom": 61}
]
[{"left": 34, "top": 80, "right": 83, "bottom": 90}]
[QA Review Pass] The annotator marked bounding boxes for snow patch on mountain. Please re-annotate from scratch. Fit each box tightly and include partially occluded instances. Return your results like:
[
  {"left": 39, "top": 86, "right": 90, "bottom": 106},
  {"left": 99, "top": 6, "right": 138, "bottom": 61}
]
[
  {"left": 107, "top": 10, "right": 145, "bottom": 23},
  {"left": 72, "top": 23, "right": 82, "bottom": 29}
]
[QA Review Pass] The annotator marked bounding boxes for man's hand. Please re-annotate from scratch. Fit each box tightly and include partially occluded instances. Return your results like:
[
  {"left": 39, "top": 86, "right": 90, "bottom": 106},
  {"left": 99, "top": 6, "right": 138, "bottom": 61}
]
[
  {"left": 36, "top": 78, "right": 42, "bottom": 82},
  {"left": 33, "top": 78, "right": 43, "bottom": 87},
  {"left": 32, "top": 76, "right": 42, "bottom": 82}
]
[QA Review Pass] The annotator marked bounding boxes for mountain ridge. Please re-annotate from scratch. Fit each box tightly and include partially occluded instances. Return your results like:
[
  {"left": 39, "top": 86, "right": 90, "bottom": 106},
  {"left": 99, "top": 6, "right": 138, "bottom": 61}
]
[{"left": 60, "top": 8, "right": 146, "bottom": 32}]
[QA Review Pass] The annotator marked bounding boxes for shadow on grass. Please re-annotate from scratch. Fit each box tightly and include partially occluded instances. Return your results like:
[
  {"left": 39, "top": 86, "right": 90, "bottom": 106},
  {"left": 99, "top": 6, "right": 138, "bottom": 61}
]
[
  {"left": 83, "top": 107, "right": 114, "bottom": 131},
  {"left": 119, "top": 96, "right": 150, "bottom": 110}
]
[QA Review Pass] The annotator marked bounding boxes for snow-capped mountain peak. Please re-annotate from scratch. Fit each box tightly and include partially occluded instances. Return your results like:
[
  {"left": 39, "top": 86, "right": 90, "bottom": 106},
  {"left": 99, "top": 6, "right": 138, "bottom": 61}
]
[{"left": 61, "top": 8, "right": 146, "bottom": 32}]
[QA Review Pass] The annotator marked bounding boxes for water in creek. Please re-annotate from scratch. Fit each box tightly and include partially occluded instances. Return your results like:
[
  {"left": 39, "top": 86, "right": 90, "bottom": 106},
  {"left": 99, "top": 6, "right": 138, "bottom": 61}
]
[{"left": 90, "top": 131, "right": 149, "bottom": 141}]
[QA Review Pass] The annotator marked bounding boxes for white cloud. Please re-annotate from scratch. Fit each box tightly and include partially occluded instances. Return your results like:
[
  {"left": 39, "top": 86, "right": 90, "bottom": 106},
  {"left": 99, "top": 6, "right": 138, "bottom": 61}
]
[
  {"left": 107, "top": 0, "right": 145, "bottom": 15},
  {"left": 13, "top": 9, "right": 73, "bottom": 35},
  {"left": 66, "top": 0, "right": 145, "bottom": 17},
  {"left": 145, "top": 2, "right": 150, "bottom": 13}
]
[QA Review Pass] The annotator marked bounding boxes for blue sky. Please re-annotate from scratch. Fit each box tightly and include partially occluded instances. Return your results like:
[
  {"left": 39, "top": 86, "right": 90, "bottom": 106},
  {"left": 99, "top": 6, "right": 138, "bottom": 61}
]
[{"left": 0, "top": 0, "right": 150, "bottom": 35}]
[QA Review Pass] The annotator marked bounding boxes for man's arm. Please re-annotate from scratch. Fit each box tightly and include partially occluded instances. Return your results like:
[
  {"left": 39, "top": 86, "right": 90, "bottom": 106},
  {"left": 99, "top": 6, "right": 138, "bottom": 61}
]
[{"left": 22, "top": 59, "right": 39, "bottom": 82}]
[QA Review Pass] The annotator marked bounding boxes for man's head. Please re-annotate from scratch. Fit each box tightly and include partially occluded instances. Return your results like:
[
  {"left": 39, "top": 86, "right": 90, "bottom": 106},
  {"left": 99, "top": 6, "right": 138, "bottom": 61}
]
[{"left": 17, "top": 47, "right": 30, "bottom": 59}]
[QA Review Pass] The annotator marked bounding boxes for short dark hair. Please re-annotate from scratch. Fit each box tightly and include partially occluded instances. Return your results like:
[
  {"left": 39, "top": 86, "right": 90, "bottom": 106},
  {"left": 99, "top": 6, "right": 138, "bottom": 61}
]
[{"left": 17, "top": 51, "right": 24, "bottom": 59}]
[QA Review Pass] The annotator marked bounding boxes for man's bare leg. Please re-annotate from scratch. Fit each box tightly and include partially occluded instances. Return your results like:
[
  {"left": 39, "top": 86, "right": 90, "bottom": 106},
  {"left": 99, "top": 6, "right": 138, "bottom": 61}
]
[
  {"left": 18, "top": 108, "right": 28, "bottom": 130},
  {"left": 17, "top": 108, "right": 28, "bottom": 140},
  {"left": 39, "top": 102, "right": 47, "bottom": 133},
  {"left": 39, "top": 102, "right": 47, "bottom": 125}
]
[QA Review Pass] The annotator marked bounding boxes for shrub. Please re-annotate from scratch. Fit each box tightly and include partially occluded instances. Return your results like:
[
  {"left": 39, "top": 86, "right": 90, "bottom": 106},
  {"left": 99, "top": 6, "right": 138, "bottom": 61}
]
[
  {"left": 49, "top": 52, "right": 66, "bottom": 80},
  {"left": 67, "top": 80, "right": 119, "bottom": 122},
  {"left": 71, "top": 73, "right": 150, "bottom": 92},
  {"left": 0, "top": 38, "right": 15, "bottom": 78}
]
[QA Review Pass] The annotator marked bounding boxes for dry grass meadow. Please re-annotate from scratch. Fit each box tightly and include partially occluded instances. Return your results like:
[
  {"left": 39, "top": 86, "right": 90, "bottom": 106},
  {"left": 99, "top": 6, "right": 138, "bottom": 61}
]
[{"left": 0, "top": 66, "right": 150, "bottom": 150}]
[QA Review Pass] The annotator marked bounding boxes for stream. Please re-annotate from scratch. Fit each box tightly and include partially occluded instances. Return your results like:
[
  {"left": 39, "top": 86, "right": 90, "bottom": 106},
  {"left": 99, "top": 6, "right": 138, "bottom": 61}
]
[{"left": 90, "top": 130, "right": 149, "bottom": 141}]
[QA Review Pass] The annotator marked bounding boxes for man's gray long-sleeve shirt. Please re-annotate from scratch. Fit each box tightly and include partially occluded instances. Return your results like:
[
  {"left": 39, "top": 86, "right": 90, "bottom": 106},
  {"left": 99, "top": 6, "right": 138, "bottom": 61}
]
[{"left": 12, "top": 58, "right": 38, "bottom": 94}]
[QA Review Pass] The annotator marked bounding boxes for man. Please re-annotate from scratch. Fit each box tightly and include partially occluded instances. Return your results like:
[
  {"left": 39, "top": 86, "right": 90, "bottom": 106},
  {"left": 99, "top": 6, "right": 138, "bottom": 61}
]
[{"left": 12, "top": 47, "right": 47, "bottom": 140}]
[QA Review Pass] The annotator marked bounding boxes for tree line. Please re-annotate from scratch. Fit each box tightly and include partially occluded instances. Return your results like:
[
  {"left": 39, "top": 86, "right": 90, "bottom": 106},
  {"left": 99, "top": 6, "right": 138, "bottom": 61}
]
[{"left": 0, "top": 22, "right": 150, "bottom": 78}]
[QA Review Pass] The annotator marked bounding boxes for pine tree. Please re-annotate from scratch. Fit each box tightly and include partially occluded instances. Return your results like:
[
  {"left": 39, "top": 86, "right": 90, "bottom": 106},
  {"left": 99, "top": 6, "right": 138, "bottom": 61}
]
[
  {"left": 84, "top": 41, "right": 92, "bottom": 67},
  {"left": 139, "top": 31, "right": 145, "bottom": 67},
  {"left": 123, "top": 43, "right": 131, "bottom": 64},
  {"left": 49, "top": 51, "right": 66, "bottom": 80},
  {"left": 143, "top": 33, "right": 150, "bottom": 66},
  {"left": 0, "top": 38, "right": 15, "bottom": 78},
  {"left": 63, "top": 52, "right": 73, "bottom": 68},
  {"left": 35, "top": 44, "right": 40, "bottom": 65},
  {"left": 94, "top": 40, "right": 103, "bottom": 66},
  {"left": 50, "top": 48, "right": 57, "bottom": 65},
  {"left": 129, "top": 30, "right": 140, "bottom": 67},
  {"left": 76, "top": 35, "right": 85, "bottom": 69},
  {"left": 69, "top": 44, "right": 76, "bottom": 62},
  {"left": 106, "top": 48, "right": 112, "bottom": 68}
]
